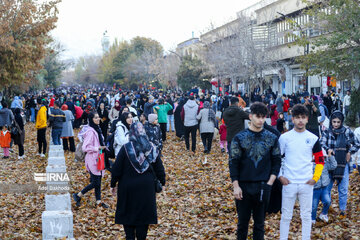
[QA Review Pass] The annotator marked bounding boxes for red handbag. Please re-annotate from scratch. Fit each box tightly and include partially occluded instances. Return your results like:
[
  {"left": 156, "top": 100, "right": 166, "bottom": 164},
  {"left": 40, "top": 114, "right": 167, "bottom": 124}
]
[{"left": 97, "top": 149, "right": 105, "bottom": 170}]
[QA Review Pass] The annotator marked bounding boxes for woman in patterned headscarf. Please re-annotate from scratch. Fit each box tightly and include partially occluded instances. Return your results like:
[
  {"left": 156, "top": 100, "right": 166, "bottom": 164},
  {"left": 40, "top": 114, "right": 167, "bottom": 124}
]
[
  {"left": 110, "top": 122, "right": 166, "bottom": 240},
  {"left": 321, "top": 110, "right": 360, "bottom": 216}
]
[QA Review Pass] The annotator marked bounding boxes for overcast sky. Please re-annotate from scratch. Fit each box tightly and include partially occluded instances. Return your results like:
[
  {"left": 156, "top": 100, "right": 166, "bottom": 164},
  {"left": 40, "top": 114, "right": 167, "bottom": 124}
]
[{"left": 51, "top": 0, "right": 259, "bottom": 59}]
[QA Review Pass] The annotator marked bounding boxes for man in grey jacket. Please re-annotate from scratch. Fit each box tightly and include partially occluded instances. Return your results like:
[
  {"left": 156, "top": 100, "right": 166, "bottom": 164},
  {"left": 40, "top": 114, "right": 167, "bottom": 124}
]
[
  {"left": 0, "top": 102, "right": 14, "bottom": 127},
  {"left": 181, "top": 95, "right": 199, "bottom": 154},
  {"left": 275, "top": 94, "right": 285, "bottom": 114}
]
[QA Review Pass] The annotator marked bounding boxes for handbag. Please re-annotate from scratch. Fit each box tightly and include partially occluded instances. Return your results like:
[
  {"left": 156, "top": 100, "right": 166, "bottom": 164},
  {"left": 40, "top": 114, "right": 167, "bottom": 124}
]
[
  {"left": 11, "top": 121, "right": 22, "bottom": 136},
  {"left": 97, "top": 149, "right": 105, "bottom": 170},
  {"left": 146, "top": 159, "right": 163, "bottom": 193}
]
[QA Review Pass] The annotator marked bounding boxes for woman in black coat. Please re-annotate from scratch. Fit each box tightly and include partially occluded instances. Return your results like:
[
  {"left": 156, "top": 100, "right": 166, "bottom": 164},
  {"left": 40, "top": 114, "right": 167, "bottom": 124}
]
[
  {"left": 13, "top": 108, "right": 25, "bottom": 159},
  {"left": 174, "top": 98, "right": 185, "bottom": 139},
  {"left": 111, "top": 122, "right": 165, "bottom": 240},
  {"left": 97, "top": 102, "right": 110, "bottom": 138}
]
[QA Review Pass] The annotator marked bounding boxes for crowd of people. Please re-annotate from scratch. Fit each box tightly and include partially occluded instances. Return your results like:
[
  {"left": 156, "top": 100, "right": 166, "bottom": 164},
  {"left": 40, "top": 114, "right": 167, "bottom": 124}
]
[{"left": 0, "top": 85, "right": 359, "bottom": 239}]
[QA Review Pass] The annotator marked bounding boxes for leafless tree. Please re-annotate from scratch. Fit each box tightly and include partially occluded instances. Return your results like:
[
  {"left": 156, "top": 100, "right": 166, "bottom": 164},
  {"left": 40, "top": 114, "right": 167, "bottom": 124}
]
[{"left": 201, "top": 12, "right": 282, "bottom": 93}]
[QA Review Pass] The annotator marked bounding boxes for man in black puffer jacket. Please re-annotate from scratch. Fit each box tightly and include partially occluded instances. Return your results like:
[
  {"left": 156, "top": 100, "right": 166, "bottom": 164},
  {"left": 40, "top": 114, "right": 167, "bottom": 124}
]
[{"left": 223, "top": 97, "right": 249, "bottom": 154}]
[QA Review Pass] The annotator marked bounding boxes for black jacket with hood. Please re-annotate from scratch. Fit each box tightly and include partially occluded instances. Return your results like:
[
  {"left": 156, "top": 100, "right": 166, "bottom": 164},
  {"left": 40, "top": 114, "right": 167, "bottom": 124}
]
[{"left": 223, "top": 105, "right": 249, "bottom": 142}]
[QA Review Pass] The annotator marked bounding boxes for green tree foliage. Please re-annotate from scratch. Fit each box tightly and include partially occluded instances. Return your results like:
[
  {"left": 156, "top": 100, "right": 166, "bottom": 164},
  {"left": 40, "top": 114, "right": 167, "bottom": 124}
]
[
  {"left": 74, "top": 55, "right": 101, "bottom": 85},
  {"left": 41, "top": 42, "right": 67, "bottom": 88},
  {"left": 0, "top": 0, "right": 60, "bottom": 95},
  {"left": 293, "top": 0, "right": 360, "bottom": 125},
  {"left": 176, "top": 55, "right": 209, "bottom": 91},
  {"left": 99, "top": 37, "right": 163, "bottom": 88}
]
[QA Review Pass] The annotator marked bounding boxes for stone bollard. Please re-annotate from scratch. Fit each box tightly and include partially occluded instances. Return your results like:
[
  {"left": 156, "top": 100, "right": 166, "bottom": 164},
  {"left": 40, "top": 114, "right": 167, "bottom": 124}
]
[
  {"left": 48, "top": 157, "right": 66, "bottom": 166},
  {"left": 48, "top": 149, "right": 65, "bottom": 158},
  {"left": 45, "top": 193, "right": 71, "bottom": 211},
  {"left": 49, "top": 144, "right": 63, "bottom": 151},
  {"left": 42, "top": 210, "right": 74, "bottom": 240},
  {"left": 45, "top": 164, "right": 68, "bottom": 192},
  {"left": 42, "top": 140, "right": 74, "bottom": 240}
]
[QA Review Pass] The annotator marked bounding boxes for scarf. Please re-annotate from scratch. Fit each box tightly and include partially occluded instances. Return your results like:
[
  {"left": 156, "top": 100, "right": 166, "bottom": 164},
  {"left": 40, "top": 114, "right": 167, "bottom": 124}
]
[
  {"left": 329, "top": 111, "right": 347, "bottom": 183},
  {"left": 124, "top": 122, "right": 158, "bottom": 173},
  {"left": 204, "top": 101, "right": 216, "bottom": 124},
  {"left": 88, "top": 115, "right": 105, "bottom": 146},
  {"left": 114, "top": 100, "right": 121, "bottom": 111},
  {"left": 332, "top": 127, "right": 347, "bottom": 183}
]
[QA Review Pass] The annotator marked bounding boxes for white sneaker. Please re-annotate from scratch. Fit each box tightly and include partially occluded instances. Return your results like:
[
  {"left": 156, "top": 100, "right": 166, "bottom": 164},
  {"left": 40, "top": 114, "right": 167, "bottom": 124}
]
[
  {"left": 40, "top": 154, "right": 45, "bottom": 157},
  {"left": 311, "top": 220, "right": 316, "bottom": 225},
  {"left": 36, "top": 153, "right": 40, "bottom": 156},
  {"left": 319, "top": 213, "right": 329, "bottom": 222},
  {"left": 18, "top": 156, "right": 23, "bottom": 160}
]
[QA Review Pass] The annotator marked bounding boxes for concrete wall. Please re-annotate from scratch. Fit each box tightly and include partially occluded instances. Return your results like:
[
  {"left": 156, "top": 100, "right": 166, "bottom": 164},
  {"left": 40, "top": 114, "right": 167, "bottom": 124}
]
[{"left": 256, "top": 0, "right": 308, "bottom": 25}]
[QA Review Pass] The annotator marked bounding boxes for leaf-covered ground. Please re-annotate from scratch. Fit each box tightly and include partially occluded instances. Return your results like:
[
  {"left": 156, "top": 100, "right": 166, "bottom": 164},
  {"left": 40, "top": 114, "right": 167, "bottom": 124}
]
[{"left": 1, "top": 123, "right": 360, "bottom": 239}]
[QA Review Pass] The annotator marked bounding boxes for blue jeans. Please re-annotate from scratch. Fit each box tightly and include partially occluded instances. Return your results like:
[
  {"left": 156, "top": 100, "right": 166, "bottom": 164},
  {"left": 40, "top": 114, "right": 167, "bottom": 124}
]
[
  {"left": 283, "top": 112, "right": 288, "bottom": 121},
  {"left": 30, "top": 108, "right": 35, "bottom": 122},
  {"left": 327, "top": 164, "right": 349, "bottom": 211},
  {"left": 312, "top": 186, "right": 331, "bottom": 220},
  {"left": 167, "top": 115, "right": 175, "bottom": 131},
  {"left": 52, "top": 128, "right": 62, "bottom": 145}
]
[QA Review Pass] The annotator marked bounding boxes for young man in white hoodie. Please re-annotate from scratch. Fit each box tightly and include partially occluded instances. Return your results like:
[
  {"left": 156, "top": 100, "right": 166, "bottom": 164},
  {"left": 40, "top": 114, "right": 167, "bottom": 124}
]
[{"left": 278, "top": 104, "right": 324, "bottom": 240}]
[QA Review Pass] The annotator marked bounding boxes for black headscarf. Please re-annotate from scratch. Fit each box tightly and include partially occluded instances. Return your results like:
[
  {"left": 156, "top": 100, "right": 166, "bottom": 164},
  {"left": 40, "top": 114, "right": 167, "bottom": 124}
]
[
  {"left": 120, "top": 112, "right": 131, "bottom": 130},
  {"left": 329, "top": 110, "right": 347, "bottom": 183},
  {"left": 88, "top": 112, "right": 105, "bottom": 146},
  {"left": 124, "top": 122, "right": 158, "bottom": 173}
]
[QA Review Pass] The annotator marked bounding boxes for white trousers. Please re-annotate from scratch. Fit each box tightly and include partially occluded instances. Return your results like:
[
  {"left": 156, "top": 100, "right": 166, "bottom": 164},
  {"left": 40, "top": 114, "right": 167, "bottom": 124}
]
[{"left": 280, "top": 183, "right": 314, "bottom": 240}]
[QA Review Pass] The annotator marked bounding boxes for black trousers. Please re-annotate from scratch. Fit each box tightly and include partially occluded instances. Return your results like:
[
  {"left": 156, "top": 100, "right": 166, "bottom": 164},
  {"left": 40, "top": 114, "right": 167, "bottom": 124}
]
[
  {"left": 73, "top": 118, "right": 82, "bottom": 129},
  {"left": 81, "top": 171, "right": 102, "bottom": 201},
  {"left": 159, "top": 123, "right": 167, "bottom": 141},
  {"left": 201, "top": 132, "right": 214, "bottom": 152},
  {"left": 227, "top": 140, "right": 232, "bottom": 157},
  {"left": 123, "top": 225, "right": 149, "bottom": 240},
  {"left": 37, "top": 128, "right": 47, "bottom": 154},
  {"left": 184, "top": 125, "right": 197, "bottom": 152},
  {"left": 18, "top": 144, "right": 24, "bottom": 156},
  {"left": 62, "top": 137, "right": 75, "bottom": 152},
  {"left": 235, "top": 182, "right": 271, "bottom": 240}
]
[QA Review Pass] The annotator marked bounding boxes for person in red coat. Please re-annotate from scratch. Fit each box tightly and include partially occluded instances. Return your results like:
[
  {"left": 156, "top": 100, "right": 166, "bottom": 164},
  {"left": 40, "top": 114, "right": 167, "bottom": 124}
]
[
  {"left": 270, "top": 104, "right": 278, "bottom": 127},
  {"left": 73, "top": 103, "right": 84, "bottom": 129},
  {"left": 219, "top": 121, "right": 227, "bottom": 153},
  {"left": 0, "top": 126, "right": 11, "bottom": 159},
  {"left": 283, "top": 95, "right": 290, "bottom": 121}
]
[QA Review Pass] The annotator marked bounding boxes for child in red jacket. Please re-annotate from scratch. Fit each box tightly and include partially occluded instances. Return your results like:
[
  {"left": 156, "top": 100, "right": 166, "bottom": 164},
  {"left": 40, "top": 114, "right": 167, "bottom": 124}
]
[
  {"left": 0, "top": 126, "right": 11, "bottom": 159},
  {"left": 219, "top": 121, "right": 227, "bottom": 153}
]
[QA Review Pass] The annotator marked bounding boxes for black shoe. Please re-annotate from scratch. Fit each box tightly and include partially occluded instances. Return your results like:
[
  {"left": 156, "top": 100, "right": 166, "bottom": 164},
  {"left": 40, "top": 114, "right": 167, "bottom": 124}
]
[
  {"left": 73, "top": 193, "right": 81, "bottom": 207},
  {"left": 221, "top": 148, "right": 225, "bottom": 153},
  {"left": 340, "top": 211, "right": 346, "bottom": 217},
  {"left": 97, "top": 202, "right": 109, "bottom": 209},
  {"left": 204, "top": 150, "right": 207, "bottom": 154}
]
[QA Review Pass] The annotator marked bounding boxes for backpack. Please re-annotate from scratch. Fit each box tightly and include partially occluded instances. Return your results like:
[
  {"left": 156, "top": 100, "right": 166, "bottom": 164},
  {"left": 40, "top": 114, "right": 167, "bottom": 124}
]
[
  {"left": 106, "top": 124, "right": 126, "bottom": 159},
  {"left": 75, "top": 141, "right": 86, "bottom": 162},
  {"left": 106, "top": 132, "right": 116, "bottom": 158}
]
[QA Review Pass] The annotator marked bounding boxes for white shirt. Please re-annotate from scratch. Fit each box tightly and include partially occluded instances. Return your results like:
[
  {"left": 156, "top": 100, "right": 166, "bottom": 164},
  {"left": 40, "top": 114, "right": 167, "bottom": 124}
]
[
  {"left": 343, "top": 95, "right": 351, "bottom": 107},
  {"left": 279, "top": 129, "right": 319, "bottom": 183}
]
